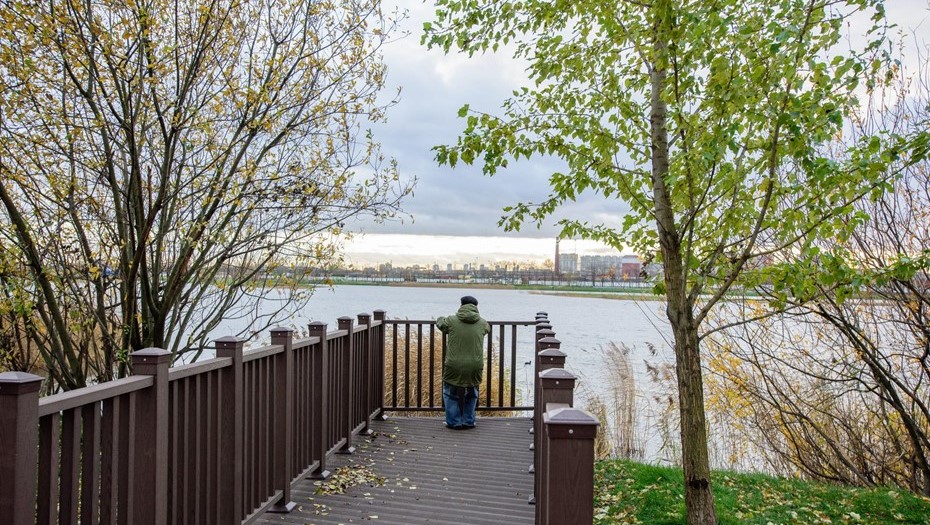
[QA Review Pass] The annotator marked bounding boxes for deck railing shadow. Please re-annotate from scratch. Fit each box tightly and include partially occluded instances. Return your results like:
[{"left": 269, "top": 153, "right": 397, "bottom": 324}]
[{"left": 0, "top": 310, "right": 599, "bottom": 525}]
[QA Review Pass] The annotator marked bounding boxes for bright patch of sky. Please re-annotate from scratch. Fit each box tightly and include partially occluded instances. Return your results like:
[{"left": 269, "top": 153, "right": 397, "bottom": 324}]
[
  {"left": 343, "top": 234, "right": 614, "bottom": 267},
  {"left": 344, "top": 0, "right": 930, "bottom": 265}
]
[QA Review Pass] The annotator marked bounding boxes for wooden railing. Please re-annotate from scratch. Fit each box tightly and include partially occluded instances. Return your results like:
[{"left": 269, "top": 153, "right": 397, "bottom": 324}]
[
  {"left": 0, "top": 311, "right": 386, "bottom": 525},
  {"left": 0, "top": 309, "right": 599, "bottom": 525},
  {"left": 382, "top": 319, "right": 537, "bottom": 412},
  {"left": 530, "top": 312, "right": 600, "bottom": 525}
]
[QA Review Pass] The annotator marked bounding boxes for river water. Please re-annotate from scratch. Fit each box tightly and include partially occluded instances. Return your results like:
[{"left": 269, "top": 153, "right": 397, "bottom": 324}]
[{"left": 209, "top": 284, "right": 677, "bottom": 462}]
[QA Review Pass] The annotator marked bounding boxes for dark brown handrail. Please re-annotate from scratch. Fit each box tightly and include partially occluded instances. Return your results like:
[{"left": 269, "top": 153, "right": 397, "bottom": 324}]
[
  {"left": 0, "top": 309, "right": 600, "bottom": 525},
  {"left": 1, "top": 311, "right": 386, "bottom": 525}
]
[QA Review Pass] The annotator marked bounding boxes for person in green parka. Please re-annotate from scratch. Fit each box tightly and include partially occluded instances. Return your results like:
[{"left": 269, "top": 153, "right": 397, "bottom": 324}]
[{"left": 436, "top": 295, "right": 490, "bottom": 429}]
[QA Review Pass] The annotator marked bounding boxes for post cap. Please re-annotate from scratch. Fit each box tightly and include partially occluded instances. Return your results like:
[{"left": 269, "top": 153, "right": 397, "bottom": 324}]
[
  {"left": 536, "top": 311, "right": 548, "bottom": 317},
  {"left": 130, "top": 348, "right": 172, "bottom": 365},
  {"left": 538, "top": 337, "right": 561, "bottom": 346},
  {"left": 535, "top": 323, "right": 552, "bottom": 330},
  {"left": 270, "top": 326, "right": 295, "bottom": 334},
  {"left": 0, "top": 371, "right": 43, "bottom": 395},
  {"left": 538, "top": 348, "right": 566, "bottom": 358},
  {"left": 545, "top": 406, "right": 598, "bottom": 425},
  {"left": 539, "top": 368, "right": 576, "bottom": 381},
  {"left": 536, "top": 329, "right": 555, "bottom": 337},
  {"left": 308, "top": 321, "right": 327, "bottom": 329},
  {"left": 214, "top": 336, "right": 247, "bottom": 345},
  {"left": 543, "top": 407, "right": 600, "bottom": 439}
]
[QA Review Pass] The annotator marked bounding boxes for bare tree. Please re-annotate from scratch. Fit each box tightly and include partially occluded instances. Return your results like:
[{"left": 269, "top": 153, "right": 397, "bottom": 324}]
[
  {"left": 706, "top": 46, "right": 930, "bottom": 495},
  {"left": 0, "top": 0, "right": 412, "bottom": 390}
]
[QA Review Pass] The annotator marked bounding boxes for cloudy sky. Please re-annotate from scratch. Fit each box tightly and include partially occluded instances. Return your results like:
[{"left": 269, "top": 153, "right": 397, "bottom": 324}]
[{"left": 343, "top": 0, "right": 930, "bottom": 267}]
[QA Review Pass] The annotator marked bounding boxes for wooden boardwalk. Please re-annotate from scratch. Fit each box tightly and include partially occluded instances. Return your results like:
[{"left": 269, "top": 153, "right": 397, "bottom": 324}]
[{"left": 256, "top": 417, "right": 536, "bottom": 525}]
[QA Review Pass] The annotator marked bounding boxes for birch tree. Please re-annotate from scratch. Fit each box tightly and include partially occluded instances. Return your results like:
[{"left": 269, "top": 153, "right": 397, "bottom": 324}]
[
  {"left": 424, "top": 1, "right": 903, "bottom": 522},
  {"left": 0, "top": 0, "right": 411, "bottom": 390}
]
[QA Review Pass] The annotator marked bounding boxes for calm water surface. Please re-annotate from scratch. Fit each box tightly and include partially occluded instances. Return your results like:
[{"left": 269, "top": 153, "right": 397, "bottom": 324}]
[{"left": 210, "top": 284, "right": 677, "bottom": 461}]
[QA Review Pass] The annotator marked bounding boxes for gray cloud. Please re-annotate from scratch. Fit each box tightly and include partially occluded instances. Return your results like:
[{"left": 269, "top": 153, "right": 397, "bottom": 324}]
[{"left": 358, "top": 0, "right": 929, "bottom": 241}]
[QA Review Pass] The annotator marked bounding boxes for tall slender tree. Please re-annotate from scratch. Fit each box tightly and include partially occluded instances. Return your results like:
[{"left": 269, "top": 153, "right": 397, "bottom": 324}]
[{"left": 425, "top": 1, "right": 898, "bottom": 522}]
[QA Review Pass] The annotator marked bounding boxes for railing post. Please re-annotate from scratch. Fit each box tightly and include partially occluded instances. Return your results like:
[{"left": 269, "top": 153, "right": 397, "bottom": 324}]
[
  {"left": 0, "top": 372, "right": 43, "bottom": 525},
  {"left": 373, "top": 310, "right": 387, "bottom": 420},
  {"left": 531, "top": 327, "right": 556, "bottom": 435},
  {"left": 533, "top": 367, "right": 576, "bottom": 509},
  {"left": 541, "top": 407, "right": 599, "bottom": 525},
  {"left": 533, "top": 328, "right": 555, "bottom": 396},
  {"left": 337, "top": 316, "right": 356, "bottom": 454},
  {"left": 268, "top": 328, "right": 297, "bottom": 513},
  {"left": 534, "top": 337, "right": 565, "bottom": 430},
  {"left": 532, "top": 337, "right": 565, "bottom": 474},
  {"left": 130, "top": 348, "right": 171, "bottom": 525},
  {"left": 532, "top": 325, "right": 554, "bottom": 418},
  {"left": 307, "top": 322, "right": 331, "bottom": 479},
  {"left": 216, "top": 336, "right": 245, "bottom": 524},
  {"left": 357, "top": 313, "right": 374, "bottom": 435}
]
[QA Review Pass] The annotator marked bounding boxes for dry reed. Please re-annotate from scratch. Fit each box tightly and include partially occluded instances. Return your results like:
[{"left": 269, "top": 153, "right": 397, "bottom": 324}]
[{"left": 383, "top": 323, "right": 513, "bottom": 416}]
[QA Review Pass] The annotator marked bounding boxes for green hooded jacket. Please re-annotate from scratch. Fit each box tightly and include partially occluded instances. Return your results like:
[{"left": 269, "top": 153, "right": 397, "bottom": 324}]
[{"left": 436, "top": 304, "right": 490, "bottom": 387}]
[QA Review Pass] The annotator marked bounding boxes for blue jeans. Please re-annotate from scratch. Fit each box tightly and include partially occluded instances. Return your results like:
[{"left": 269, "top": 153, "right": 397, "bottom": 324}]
[{"left": 443, "top": 382, "right": 479, "bottom": 428}]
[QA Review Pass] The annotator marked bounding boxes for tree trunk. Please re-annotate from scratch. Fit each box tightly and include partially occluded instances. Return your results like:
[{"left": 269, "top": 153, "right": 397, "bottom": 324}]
[
  {"left": 649, "top": 4, "right": 718, "bottom": 522},
  {"left": 669, "top": 305, "right": 717, "bottom": 525}
]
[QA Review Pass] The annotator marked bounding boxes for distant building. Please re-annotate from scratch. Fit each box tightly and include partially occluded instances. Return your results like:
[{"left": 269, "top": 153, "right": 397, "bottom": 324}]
[
  {"left": 621, "top": 255, "right": 641, "bottom": 279},
  {"left": 432, "top": 264, "right": 440, "bottom": 272},
  {"left": 580, "top": 254, "right": 642, "bottom": 277},
  {"left": 557, "top": 253, "right": 579, "bottom": 274},
  {"left": 446, "top": 263, "right": 453, "bottom": 272}
]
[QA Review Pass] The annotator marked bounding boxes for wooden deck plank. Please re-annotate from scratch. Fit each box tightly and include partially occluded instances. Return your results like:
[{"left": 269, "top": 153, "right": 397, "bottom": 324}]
[{"left": 256, "top": 417, "right": 535, "bottom": 525}]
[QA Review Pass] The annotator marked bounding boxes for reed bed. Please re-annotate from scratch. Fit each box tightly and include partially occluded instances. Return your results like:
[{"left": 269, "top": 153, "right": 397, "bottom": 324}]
[
  {"left": 582, "top": 342, "right": 645, "bottom": 460},
  {"left": 383, "top": 323, "right": 513, "bottom": 416}
]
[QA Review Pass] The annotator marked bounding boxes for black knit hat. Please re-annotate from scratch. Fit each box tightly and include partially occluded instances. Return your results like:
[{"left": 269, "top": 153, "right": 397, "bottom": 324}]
[{"left": 460, "top": 295, "right": 478, "bottom": 306}]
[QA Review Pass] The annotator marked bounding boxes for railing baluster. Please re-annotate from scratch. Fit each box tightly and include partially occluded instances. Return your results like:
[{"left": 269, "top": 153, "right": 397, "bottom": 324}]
[
  {"left": 37, "top": 412, "right": 60, "bottom": 525},
  {"left": 81, "top": 400, "right": 101, "bottom": 525},
  {"left": 337, "top": 317, "right": 357, "bottom": 454},
  {"left": 61, "top": 406, "right": 81, "bottom": 524},
  {"left": 358, "top": 313, "right": 374, "bottom": 435},
  {"left": 417, "top": 322, "right": 423, "bottom": 408},
  {"left": 269, "top": 327, "right": 297, "bottom": 513},
  {"left": 499, "top": 324, "right": 505, "bottom": 408},
  {"left": 510, "top": 324, "right": 518, "bottom": 407},
  {"left": 404, "top": 322, "right": 411, "bottom": 408},
  {"left": 100, "top": 397, "right": 118, "bottom": 525},
  {"left": 374, "top": 310, "right": 386, "bottom": 419},
  {"left": 308, "top": 321, "right": 331, "bottom": 479},
  {"left": 429, "top": 323, "right": 436, "bottom": 407},
  {"left": 392, "top": 321, "right": 398, "bottom": 409},
  {"left": 118, "top": 391, "right": 135, "bottom": 523}
]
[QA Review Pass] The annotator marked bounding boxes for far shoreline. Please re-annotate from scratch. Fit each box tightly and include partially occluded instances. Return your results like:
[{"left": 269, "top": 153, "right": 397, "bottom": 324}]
[{"left": 322, "top": 278, "right": 663, "bottom": 300}]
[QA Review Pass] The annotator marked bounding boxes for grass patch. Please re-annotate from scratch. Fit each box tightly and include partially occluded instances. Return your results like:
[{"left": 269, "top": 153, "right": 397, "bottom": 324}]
[{"left": 595, "top": 460, "right": 930, "bottom": 524}]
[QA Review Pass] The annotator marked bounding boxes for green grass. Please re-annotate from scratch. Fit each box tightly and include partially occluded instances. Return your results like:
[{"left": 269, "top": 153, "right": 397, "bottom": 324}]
[{"left": 595, "top": 460, "right": 930, "bottom": 525}]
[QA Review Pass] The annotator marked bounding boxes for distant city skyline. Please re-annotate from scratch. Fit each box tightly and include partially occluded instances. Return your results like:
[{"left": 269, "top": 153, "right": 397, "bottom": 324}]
[{"left": 341, "top": 233, "right": 628, "bottom": 267}]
